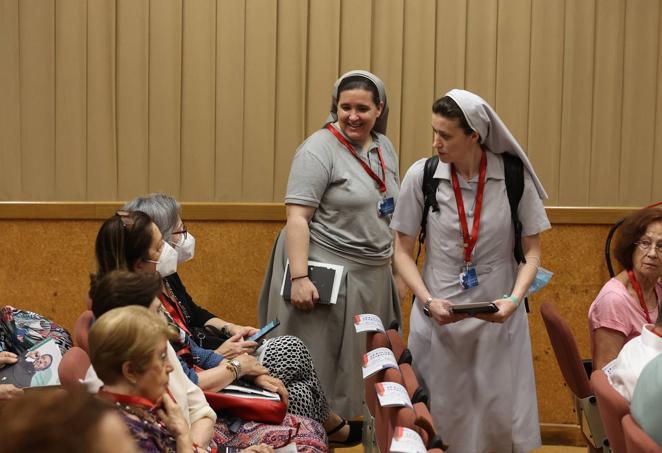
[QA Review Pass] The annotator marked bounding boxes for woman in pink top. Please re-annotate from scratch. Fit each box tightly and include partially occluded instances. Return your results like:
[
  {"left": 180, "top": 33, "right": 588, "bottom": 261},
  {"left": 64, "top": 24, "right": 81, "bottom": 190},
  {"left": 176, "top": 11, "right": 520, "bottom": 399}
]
[{"left": 589, "top": 207, "right": 662, "bottom": 370}]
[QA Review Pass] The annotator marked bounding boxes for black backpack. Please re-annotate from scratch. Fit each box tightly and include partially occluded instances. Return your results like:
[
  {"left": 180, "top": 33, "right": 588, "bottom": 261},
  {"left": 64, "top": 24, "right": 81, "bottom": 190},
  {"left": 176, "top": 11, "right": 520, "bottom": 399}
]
[{"left": 416, "top": 153, "right": 529, "bottom": 310}]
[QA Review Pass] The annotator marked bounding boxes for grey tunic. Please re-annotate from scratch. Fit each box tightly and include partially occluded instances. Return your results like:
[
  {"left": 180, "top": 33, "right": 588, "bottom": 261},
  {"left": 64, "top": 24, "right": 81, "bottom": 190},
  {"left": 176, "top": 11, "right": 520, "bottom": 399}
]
[
  {"left": 258, "top": 126, "right": 402, "bottom": 418},
  {"left": 390, "top": 152, "right": 550, "bottom": 453}
]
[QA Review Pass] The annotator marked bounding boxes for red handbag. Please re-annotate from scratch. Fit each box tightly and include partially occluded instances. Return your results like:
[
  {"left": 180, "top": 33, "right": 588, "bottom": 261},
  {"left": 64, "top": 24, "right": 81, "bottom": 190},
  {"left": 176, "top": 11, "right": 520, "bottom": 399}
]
[{"left": 204, "top": 389, "right": 287, "bottom": 425}]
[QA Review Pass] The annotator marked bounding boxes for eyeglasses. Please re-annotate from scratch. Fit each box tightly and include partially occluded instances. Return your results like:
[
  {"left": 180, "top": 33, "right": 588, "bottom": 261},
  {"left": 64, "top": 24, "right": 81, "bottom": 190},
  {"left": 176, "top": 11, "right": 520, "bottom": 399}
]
[
  {"left": 171, "top": 222, "right": 188, "bottom": 244},
  {"left": 634, "top": 240, "right": 662, "bottom": 254}
]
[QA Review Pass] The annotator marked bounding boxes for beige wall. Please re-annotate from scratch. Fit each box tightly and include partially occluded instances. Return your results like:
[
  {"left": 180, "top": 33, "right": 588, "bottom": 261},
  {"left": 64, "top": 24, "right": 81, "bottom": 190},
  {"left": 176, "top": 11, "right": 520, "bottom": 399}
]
[{"left": 1, "top": 0, "right": 662, "bottom": 205}]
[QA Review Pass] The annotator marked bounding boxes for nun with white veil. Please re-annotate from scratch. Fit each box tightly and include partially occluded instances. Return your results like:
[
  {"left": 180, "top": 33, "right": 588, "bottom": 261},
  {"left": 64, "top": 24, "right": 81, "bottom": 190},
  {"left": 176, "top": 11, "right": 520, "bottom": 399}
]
[
  {"left": 258, "top": 70, "right": 402, "bottom": 421},
  {"left": 391, "top": 89, "right": 550, "bottom": 453}
]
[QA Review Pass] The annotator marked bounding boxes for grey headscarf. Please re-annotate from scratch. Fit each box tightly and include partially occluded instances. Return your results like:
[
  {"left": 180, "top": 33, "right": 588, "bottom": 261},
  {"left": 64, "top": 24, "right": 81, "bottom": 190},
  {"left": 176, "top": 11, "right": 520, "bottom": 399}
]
[
  {"left": 325, "top": 70, "right": 389, "bottom": 135},
  {"left": 446, "top": 89, "right": 548, "bottom": 200}
]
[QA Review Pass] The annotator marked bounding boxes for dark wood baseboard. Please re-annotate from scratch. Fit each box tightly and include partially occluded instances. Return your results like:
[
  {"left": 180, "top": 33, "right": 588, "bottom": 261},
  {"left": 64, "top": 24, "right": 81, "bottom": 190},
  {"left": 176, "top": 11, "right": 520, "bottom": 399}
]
[{"left": 541, "top": 423, "right": 585, "bottom": 447}]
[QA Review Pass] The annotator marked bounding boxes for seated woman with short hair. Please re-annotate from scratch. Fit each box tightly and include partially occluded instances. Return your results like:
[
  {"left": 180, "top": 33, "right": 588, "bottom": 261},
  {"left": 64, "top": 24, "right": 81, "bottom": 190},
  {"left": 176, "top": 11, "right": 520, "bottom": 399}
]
[
  {"left": 589, "top": 207, "right": 662, "bottom": 370},
  {"left": 90, "top": 270, "right": 327, "bottom": 452}
]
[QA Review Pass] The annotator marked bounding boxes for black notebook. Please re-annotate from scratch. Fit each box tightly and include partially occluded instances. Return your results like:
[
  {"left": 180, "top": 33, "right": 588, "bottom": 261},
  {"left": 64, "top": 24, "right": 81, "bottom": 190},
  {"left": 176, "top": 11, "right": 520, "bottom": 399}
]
[{"left": 281, "top": 261, "right": 342, "bottom": 305}]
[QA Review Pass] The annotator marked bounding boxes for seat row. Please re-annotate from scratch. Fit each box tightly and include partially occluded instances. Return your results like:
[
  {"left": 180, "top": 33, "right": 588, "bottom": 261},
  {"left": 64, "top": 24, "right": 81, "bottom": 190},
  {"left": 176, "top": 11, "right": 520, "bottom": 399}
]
[{"left": 364, "top": 324, "right": 446, "bottom": 452}]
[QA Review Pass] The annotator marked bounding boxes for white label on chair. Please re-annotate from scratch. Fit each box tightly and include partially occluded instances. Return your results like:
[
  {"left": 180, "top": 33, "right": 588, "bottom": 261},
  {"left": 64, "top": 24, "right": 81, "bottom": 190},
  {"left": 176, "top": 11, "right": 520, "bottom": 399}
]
[
  {"left": 354, "top": 314, "right": 385, "bottom": 333},
  {"left": 362, "top": 347, "right": 398, "bottom": 379},
  {"left": 376, "top": 382, "right": 412, "bottom": 408},
  {"left": 390, "top": 426, "right": 427, "bottom": 453}
]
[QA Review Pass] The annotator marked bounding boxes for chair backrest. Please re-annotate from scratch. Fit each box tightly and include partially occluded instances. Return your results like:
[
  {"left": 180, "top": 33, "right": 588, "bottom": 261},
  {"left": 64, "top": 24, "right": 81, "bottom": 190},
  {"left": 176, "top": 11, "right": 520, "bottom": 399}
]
[
  {"left": 400, "top": 362, "right": 428, "bottom": 405},
  {"left": 386, "top": 328, "right": 405, "bottom": 363},
  {"left": 540, "top": 302, "right": 592, "bottom": 398},
  {"left": 622, "top": 414, "right": 662, "bottom": 453},
  {"left": 591, "top": 370, "right": 630, "bottom": 453},
  {"left": 365, "top": 331, "right": 390, "bottom": 416},
  {"left": 373, "top": 367, "right": 405, "bottom": 453},
  {"left": 414, "top": 402, "right": 447, "bottom": 450},
  {"left": 58, "top": 346, "right": 91, "bottom": 391},
  {"left": 74, "top": 311, "right": 94, "bottom": 353}
]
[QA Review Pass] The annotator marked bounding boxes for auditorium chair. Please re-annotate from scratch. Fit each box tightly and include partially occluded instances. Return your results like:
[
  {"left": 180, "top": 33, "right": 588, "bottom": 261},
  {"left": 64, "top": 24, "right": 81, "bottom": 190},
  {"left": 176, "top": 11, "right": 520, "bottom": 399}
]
[
  {"left": 622, "top": 414, "right": 662, "bottom": 453},
  {"left": 591, "top": 370, "right": 629, "bottom": 453},
  {"left": 73, "top": 310, "right": 94, "bottom": 353},
  {"left": 58, "top": 346, "right": 90, "bottom": 390},
  {"left": 540, "top": 302, "right": 608, "bottom": 452}
]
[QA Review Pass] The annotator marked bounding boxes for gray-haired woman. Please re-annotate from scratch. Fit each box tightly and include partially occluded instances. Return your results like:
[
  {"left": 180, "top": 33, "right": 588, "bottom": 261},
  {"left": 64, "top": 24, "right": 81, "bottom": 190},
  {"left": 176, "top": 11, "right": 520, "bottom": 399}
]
[
  {"left": 123, "top": 194, "right": 361, "bottom": 447},
  {"left": 257, "top": 70, "right": 402, "bottom": 419}
]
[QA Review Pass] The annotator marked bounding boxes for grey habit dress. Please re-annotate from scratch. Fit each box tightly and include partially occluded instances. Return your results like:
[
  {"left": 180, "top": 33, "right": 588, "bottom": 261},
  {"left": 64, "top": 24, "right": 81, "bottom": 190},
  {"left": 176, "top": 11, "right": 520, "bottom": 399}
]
[
  {"left": 258, "top": 71, "right": 401, "bottom": 418},
  {"left": 390, "top": 90, "right": 550, "bottom": 453}
]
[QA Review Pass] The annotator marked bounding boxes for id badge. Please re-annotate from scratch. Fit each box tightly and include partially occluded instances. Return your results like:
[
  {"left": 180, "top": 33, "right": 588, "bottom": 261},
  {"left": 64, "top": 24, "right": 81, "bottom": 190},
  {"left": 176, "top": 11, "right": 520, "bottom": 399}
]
[
  {"left": 377, "top": 197, "right": 395, "bottom": 217},
  {"left": 459, "top": 264, "right": 479, "bottom": 290}
]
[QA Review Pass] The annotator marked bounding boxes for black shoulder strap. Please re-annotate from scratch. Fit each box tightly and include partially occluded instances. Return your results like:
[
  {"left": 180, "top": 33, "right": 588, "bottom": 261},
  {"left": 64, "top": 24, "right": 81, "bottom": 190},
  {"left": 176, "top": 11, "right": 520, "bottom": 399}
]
[
  {"left": 416, "top": 156, "right": 441, "bottom": 264},
  {"left": 502, "top": 153, "right": 525, "bottom": 264}
]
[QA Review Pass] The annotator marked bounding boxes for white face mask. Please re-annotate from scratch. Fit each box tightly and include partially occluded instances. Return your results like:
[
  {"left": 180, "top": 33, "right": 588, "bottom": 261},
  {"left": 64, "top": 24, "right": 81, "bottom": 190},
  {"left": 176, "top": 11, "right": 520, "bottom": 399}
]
[
  {"left": 155, "top": 241, "right": 178, "bottom": 277},
  {"left": 175, "top": 233, "right": 196, "bottom": 263}
]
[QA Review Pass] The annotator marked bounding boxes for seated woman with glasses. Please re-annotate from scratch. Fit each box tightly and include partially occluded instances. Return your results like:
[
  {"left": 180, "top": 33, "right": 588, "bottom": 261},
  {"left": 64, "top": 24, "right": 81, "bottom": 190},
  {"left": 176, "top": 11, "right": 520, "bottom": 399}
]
[
  {"left": 90, "top": 212, "right": 329, "bottom": 451},
  {"left": 589, "top": 207, "right": 662, "bottom": 370},
  {"left": 121, "top": 194, "right": 361, "bottom": 447},
  {"left": 89, "top": 305, "right": 280, "bottom": 453}
]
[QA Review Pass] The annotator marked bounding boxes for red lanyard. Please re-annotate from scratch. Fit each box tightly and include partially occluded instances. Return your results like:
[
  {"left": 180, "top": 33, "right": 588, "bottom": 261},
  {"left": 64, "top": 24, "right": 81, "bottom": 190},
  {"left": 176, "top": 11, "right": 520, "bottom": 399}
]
[
  {"left": 451, "top": 151, "right": 487, "bottom": 264},
  {"left": 627, "top": 270, "right": 654, "bottom": 324},
  {"left": 98, "top": 390, "right": 158, "bottom": 409},
  {"left": 326, "top": 123, "right": 387, "bottom": 193},
  {"left": 159, "top": 293, "right": 191, "bottom": 336}
]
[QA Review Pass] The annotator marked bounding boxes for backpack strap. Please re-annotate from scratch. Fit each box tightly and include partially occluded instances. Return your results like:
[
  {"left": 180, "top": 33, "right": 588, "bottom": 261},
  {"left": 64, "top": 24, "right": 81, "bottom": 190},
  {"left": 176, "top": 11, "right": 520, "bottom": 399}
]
[
  {"left": 502, "top": 153, "right": 530, "bottom": 312},
  {"left": 502, "top": 153, "right": 525, "bottom": 264},
  {"left": 416, "top": 156, "right": 441, "bottom": 264}
]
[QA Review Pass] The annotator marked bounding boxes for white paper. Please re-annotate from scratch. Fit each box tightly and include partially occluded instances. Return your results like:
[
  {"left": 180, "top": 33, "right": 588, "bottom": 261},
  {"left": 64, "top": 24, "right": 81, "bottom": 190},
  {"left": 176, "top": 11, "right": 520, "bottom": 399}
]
[
  {"left": 390, "top": 426, "right": 427, "bottom": 453},
  {"left": 353, "top": 314, "right": 385, "bottom": 333},
  {"left": 362, "top": 347, "right": 398, "bottom": 379},
  {"left": 223, "top": 384, "right": 281, "bottom": 401},
  {"left": 375, "top": 381, "right": 412, "bottom": 408},
  {"left": 280, "top": 259, "right": 344, "bottom": 304}
]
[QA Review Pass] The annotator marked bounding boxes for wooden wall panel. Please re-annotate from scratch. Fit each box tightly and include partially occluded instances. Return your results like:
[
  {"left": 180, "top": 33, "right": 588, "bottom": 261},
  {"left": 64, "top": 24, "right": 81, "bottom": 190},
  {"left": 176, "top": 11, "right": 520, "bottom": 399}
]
[
  {"left": 339, "top": 0, "right": 372, "bottom": 73},
  {"left": 180, "top": 0, "right": 216, "bottom": 201},
  {"left": 590, "top": 0, "right": 625, "bottom": 206},
  {"left": 19, "top": 0, "right": 55, "bottom": 200},
  {"left": 148, "top": 0, "right": 182, "bottom": 197},
  {"left": 654, "top": 6, "right": 662, "bottom": 200},
  {"left": 619, "top": 0, "right": 660, "bottom": 205},
  {"left": 305, "top": 0, "right": 340, "bottom": 137},
  {"left": 465, "top": 0, "right": 497, "bottom": 104},
  {"left": 527, "top": 0, "right": 564, "bottom": 204},
  {"left": 371, "top": 0, "right": 404, "bottom": 151},
  {"left": 558, "top": 0, "right": 595, "bottom": 205},
  {"left": 86, "top": 0, "right": 117, "bottom": 200},
  {"left": 0, "top": 0, "right": 661, "bottom": 206},
  {"left": 55, "top": 0, "right": 87, "bottom": 200},
  {"left": 242, "top": 0, "right": 277, "bottom": 201},
  {"left": 215, "top": 0, "right": 245, "bottom": 201},
  {"left": 434, "top": 0, "right": 466, "bottom": 98},
  {"left": 273, "top": 0, "right": 308, "bottom": 201},
  {"left": 0, "top": 0, "right": 21, "bottom": 200},
  {"left": 399, "top": 0, "right": 436, "bottom": 171},
  {"left": 495, "top": 0, "right": 531, "bottom": 147},
  {"left": 117, "top": 0, "right": 149, "bottom": 200}
]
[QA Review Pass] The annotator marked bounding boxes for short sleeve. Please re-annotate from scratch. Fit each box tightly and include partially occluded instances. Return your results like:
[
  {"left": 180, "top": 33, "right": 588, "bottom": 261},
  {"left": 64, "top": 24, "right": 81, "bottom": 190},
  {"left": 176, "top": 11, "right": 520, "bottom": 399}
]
[
  {"left": 285, "top": 145, "right": 332, "bottom": 208},
  {"left": 390, "top": 158, "right": 426, "bottom": 237},
  {"left": 518, "top": 169, "right": 551, "bottom": 236},
  {"left": 589, "top": 290, "right": 631, "bottom": 336}
]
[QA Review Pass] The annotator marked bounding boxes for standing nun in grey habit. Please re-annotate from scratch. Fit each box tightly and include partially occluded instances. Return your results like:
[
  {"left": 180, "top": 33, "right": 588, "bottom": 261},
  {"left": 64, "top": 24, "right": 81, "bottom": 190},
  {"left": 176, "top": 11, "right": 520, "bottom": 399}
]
[
  {"left": 259, "top": 70, "right": 402, "bottom": 421},
  {"left": 391, "top": 89, "right": 550, "bottom": 453}
]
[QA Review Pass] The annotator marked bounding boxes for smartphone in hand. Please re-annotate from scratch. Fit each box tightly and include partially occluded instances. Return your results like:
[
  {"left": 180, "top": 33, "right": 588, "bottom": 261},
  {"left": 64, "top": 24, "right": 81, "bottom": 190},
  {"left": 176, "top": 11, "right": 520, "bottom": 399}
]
[{"left": 247, "top": 319, "right": 280, "bottom": 342}]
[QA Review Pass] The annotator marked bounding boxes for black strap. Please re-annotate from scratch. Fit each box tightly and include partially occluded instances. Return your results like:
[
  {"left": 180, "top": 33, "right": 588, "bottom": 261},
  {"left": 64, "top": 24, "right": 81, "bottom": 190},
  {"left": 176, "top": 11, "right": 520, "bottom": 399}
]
[{"left": 416, "top": 156, "right": 441, "bottom": 264}]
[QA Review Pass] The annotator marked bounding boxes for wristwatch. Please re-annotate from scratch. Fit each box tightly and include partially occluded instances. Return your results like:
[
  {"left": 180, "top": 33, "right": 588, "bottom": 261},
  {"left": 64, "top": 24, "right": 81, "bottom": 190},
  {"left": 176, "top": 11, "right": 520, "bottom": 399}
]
[
  {"left": 423, "top": 297, "right": 433, "bottom": 318},
  {"left": 226, "top": 359, "right": 242, "bottom": 380}
]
